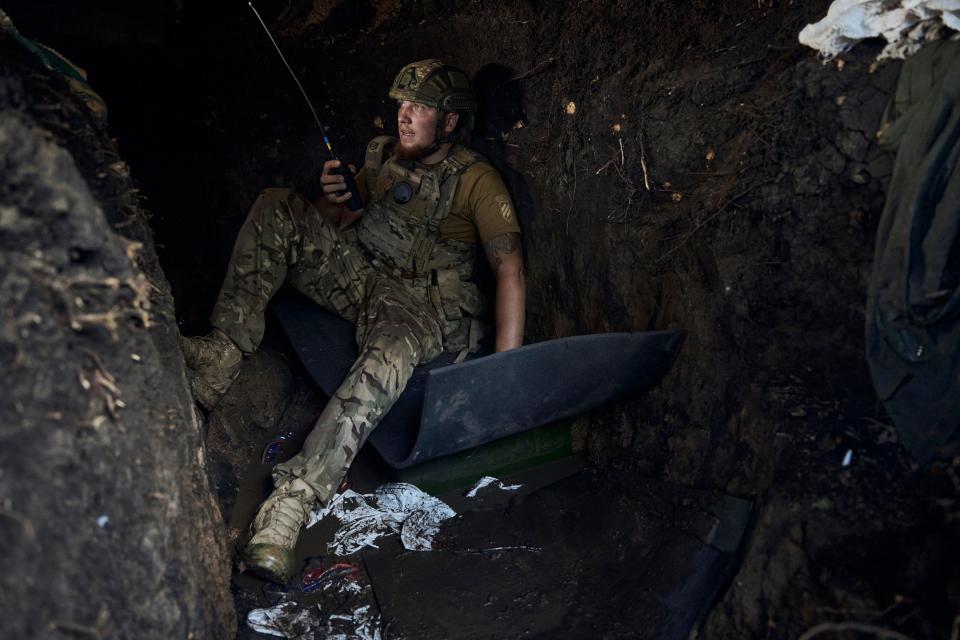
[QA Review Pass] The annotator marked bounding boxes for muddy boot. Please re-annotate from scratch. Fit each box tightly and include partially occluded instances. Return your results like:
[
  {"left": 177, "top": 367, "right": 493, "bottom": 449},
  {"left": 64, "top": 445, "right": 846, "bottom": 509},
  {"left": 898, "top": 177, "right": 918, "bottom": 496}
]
[
  {"left": 177, "top": 328, "right": 242, "bottom": 410},
  {"left": 243, "top": 478, "right": 316, "bottom": 584}
]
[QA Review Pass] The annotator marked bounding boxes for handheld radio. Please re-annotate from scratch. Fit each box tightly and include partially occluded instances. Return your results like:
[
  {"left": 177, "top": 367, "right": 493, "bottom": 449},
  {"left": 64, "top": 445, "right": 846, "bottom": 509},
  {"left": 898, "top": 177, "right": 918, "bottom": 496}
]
[{"left": 248, "top": 2, "right": 364, "bottom": 212}]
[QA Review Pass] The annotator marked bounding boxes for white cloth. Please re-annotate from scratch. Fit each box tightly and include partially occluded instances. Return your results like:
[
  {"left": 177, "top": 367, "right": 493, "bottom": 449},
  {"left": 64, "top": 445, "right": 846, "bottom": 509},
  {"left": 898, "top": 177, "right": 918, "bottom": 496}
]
[{"left": 799, "top": 0, "right": 960, "bottom": 60}]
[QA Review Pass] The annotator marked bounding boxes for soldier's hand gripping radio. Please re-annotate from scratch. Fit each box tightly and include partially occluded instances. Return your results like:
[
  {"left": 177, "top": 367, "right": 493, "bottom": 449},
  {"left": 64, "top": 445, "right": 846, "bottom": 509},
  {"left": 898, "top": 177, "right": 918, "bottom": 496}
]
[{"left": 328, "top": 163, "right": 365, "bottom": 212}]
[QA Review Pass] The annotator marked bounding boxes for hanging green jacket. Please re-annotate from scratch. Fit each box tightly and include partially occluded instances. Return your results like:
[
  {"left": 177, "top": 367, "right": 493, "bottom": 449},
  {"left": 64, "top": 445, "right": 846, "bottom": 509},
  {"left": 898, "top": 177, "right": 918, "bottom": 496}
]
[{"left": 866, "top": 40, "right": 960, "bottom": 464}]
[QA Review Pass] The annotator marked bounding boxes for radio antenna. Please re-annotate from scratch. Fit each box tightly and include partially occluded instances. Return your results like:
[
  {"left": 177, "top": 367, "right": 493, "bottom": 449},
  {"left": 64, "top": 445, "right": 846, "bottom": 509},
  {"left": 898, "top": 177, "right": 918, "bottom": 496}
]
[{"left": 248, "top": 1, "right": 339, "bottom": 158}]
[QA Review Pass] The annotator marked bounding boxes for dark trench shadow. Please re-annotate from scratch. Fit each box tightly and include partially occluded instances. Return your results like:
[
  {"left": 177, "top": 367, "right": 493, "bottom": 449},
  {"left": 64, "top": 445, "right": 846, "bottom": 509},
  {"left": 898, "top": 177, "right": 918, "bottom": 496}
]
[{"left": 470, "top": 63, "right": 537, "bottom": 296}]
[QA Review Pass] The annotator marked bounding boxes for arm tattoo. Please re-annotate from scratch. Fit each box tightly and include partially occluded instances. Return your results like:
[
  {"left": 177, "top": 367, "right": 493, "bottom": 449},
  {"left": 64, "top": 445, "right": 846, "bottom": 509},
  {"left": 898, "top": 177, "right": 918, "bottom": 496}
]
[{"left": 483, "top": 232, "right": 522, "bottom": 270}]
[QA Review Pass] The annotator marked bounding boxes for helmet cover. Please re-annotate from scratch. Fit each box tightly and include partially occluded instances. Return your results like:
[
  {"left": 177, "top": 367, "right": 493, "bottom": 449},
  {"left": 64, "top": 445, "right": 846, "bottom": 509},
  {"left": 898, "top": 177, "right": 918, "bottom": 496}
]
[{"left": 389, "top": 59, "right": 476, "bottom": 130}]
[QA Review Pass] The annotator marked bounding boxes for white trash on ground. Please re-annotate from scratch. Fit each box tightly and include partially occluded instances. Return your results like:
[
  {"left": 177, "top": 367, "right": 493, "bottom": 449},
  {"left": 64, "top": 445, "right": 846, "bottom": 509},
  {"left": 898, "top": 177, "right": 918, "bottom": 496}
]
[
  {"left": 306, "top": 482, "right": 456, "bottom": 556},
  {"left": 326, "top": 604, "right": 382, "bottom": 640},
  {"left": 319, "top": 574, "right": 363, "bottom": 596},
  {"left": 246, "top": 602, "right": 321, "bottom": 639},
  {"left": 464, "top": 476, "right": 522, "bottom": 498},
  {"left": 842, "top": 449, "right": 854, "bottom": 466},
  {"left": 799, "top": 0, "right": 960, "bottom": 61},
  {"left": 246, "top": 601, "right": 382, "bottom": 640}
]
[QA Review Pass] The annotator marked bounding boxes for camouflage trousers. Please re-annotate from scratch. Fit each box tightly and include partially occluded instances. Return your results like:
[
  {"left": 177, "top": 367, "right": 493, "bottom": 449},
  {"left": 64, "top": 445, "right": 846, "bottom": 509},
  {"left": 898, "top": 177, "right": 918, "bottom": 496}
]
[{"left": 211, "top": 188, "right": 443, "bottom": 506}]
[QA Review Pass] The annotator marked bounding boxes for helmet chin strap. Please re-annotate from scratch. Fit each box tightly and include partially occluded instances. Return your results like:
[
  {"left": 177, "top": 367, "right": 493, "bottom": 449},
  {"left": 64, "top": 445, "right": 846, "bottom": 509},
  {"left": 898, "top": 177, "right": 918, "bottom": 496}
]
[{"left": 421, "top": 108, "right": 454, "bottom": 159}]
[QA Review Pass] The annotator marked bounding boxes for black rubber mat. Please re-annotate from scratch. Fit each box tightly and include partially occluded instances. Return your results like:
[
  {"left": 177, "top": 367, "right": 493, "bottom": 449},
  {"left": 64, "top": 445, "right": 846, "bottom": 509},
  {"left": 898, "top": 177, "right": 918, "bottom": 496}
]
[{"left": 271, "top": 290, "right": 684, "bottom": 468}]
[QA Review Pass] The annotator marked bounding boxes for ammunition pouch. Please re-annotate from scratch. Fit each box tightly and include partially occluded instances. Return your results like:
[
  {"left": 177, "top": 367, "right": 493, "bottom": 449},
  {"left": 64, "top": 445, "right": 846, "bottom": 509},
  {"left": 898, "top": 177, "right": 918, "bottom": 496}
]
[
  {"left": 427, "top": 268, "right": 487, "bottom": 355},
  {"left": 429, "top": 268, "right": 462, "bottom": 322}
]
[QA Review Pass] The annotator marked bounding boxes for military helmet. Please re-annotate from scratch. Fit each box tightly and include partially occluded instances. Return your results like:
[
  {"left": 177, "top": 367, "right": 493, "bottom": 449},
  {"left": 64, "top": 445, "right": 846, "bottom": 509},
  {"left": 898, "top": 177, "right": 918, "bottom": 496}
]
[{"left": 389, "top": 59, "right": 476, "bottom": 130}]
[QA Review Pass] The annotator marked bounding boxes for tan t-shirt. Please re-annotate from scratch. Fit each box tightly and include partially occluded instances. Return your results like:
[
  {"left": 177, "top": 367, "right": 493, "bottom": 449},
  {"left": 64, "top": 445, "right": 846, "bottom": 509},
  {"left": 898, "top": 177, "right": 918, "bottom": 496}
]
[{"left": 351, "top": 159, "right": 521, "bottom": 244}]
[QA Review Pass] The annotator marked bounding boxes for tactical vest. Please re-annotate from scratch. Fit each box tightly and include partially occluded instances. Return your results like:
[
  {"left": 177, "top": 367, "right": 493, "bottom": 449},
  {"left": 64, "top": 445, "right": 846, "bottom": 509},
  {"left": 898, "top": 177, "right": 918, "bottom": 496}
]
[{"left": 355, "top": 136, "right": 487, "bottom": 354}]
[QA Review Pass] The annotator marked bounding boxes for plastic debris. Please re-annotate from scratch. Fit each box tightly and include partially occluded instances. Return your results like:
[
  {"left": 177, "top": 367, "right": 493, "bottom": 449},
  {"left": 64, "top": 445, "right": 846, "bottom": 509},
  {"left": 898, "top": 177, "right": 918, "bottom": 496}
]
[
  {"left": 326, "top": 604, "right": 382, "bottom": 640},
  {"left": 464, "top": 476, "right": 522, "bottom": 498},
  {"left": 307, "top": 483, "right": 456, "bottom": 556},
  {"left": 247, "top": 601, "right": 382, "bottom": 639},
  {"left": 96, "top": 515, "right": 109, "bottom": 528},
  {"left": 302, "top": 562, "right": 362, "bottom": 593},
  {"left": 301, "top": 563, "right": 329, "bottom": 584},
  {"left": 246, "top": 602, "right": 322, "bottom": 638},
  {"left": 262, "top": 434, "right": 290, "bottom": 465},
  {"left": 321, "top": 576, "right": 363, "bottom": 596},
  {"left": 455, "top": 545, "right": 543, "bottom": 556},
  {"left": 842, "top": 449, "right": 854, "bottom": 466},
  {"left": 799, "top": 0, "right": 960, "bottom": 61}
]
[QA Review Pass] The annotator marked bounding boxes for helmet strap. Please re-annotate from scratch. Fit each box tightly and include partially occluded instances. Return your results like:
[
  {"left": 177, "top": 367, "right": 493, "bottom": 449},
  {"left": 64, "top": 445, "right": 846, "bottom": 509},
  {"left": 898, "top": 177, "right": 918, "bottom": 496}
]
[{"left": 422, "top": 108, "right": 454, "bottom": 158}]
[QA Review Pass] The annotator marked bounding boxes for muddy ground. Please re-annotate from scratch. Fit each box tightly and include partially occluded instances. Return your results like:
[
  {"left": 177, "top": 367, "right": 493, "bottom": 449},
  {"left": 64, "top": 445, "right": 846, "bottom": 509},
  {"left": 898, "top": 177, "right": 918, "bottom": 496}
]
[{"left": 2, "top": 0, "right": 959, "bottom": 638}]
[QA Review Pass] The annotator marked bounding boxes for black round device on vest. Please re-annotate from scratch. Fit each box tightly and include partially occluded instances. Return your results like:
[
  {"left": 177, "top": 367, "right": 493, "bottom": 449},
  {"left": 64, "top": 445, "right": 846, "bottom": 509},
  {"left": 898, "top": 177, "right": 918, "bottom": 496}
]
[{"left": 393, "top": 182, "right": 413, "bottom": 204}]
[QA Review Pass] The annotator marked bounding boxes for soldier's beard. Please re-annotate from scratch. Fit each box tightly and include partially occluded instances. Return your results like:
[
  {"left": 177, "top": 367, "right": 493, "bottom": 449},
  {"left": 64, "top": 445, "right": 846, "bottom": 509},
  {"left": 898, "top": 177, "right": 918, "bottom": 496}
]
[{"left": 393, "top": 139, "right": 432, "bottom": 162}]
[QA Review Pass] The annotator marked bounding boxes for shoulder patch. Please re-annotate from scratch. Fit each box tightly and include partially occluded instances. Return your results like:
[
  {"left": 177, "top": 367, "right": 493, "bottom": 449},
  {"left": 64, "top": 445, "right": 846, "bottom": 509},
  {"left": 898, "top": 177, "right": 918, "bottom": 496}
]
[
  {"left": 495, "top": 194, "right": 514, "bottom": 223},
  {"left": 364, "top": 135, "right": 397, "bottom": 172}
]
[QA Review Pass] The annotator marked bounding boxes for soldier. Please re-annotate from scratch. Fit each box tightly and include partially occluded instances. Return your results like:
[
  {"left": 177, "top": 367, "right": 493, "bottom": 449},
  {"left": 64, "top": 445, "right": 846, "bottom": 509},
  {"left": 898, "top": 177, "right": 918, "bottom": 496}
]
[{"left": 179, "top": 59, "right": 525, "bottom": 583}]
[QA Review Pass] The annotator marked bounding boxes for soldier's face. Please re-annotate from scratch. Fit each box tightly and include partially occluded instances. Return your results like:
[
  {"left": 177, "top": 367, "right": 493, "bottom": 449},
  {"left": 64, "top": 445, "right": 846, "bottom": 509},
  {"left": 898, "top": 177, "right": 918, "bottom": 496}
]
[{"left": 397, "top": 100, "right": 438, "bottom": 155}]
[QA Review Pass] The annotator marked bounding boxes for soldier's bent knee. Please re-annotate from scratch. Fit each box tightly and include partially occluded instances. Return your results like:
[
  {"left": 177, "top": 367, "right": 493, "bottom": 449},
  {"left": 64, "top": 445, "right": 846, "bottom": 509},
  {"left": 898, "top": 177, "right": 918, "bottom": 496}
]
[{"left": 366, "top": 326, "right": 425, "bottom": 364}]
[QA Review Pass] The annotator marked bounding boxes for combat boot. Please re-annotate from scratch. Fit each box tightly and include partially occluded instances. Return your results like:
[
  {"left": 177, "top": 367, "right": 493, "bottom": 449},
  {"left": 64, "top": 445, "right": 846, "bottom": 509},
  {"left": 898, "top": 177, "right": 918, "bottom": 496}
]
[
  {"left": 243, "top": 478, "right": 316, "bottom": 584},
  {"left": 177, "top": 328, "right": 243, "bottom": 410}
]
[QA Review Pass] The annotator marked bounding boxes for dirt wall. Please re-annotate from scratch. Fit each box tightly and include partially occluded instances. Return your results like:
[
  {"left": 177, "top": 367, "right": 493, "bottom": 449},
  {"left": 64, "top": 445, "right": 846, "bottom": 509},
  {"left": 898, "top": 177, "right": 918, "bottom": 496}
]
[{"left": 0, "top": 35, "right": 235, "bottom": 638}]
